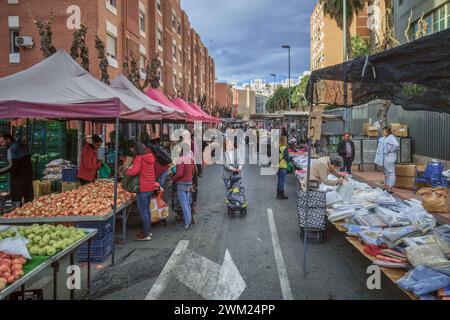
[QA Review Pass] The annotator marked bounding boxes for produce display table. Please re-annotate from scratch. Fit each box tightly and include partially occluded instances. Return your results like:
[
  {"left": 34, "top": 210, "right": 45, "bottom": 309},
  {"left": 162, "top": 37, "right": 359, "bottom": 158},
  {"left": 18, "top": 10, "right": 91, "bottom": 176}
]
[
  {"left": 0, "top": 200, "right": 135, "bottom": 245},
  {"left": 330, "top": 220, "right": 417, "bottom": 300},
  {"left": 0, "top": 227, "right": 97, "bottom": 300}
]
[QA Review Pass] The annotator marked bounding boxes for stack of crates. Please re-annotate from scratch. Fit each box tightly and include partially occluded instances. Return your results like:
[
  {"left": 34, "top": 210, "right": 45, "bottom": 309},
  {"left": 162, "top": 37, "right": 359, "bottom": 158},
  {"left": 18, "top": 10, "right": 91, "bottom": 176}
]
[
  {"left": 66, "top": 129, "right": 78, "bottom": 164},
  {"left": 76, "top": 216, "right": 114, "bottom": 263},
  {"left": 0, "top": 144, "right": 10, "bottom": 192},
  {"left": 30, "top": 121, "right": 67, "bottom": 180}
]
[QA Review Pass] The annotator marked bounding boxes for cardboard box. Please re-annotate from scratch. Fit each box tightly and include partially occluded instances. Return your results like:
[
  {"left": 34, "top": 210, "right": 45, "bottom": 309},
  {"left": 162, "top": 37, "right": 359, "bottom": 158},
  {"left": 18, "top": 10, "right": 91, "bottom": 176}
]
[
  {"left": 395, "top": 176, "right": 415, "bottom": 190},
  {"left": 391, "top": 123, "right": 408, "bottom": 137},
  {"left": 363, "top": 123, "right": 379, "bottom": 137},
  {"left": 395, "top": 164, "right": 416, "bottom": 177}
]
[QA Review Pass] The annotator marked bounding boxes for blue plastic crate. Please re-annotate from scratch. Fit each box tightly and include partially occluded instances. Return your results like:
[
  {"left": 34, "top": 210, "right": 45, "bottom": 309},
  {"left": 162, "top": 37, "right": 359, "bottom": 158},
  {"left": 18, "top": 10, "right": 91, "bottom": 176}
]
[
  {"left": 62, "top": 167, "right": 78, "bottom": 182},
  {"left": 76, "top": 215, "right": 114, "bottom": 240},
  {"left": 77, "top": 233, "right": 113, "bottom": 263}
]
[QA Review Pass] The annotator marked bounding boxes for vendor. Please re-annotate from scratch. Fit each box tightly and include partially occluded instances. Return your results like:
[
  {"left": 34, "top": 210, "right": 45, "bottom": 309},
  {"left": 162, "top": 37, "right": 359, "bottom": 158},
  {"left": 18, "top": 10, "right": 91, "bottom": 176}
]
[
  {"left": 0, "top": 134, "right": 34, "bottom": 204},
  {"left": 78, "top": 135, "right": 102, "bottom": 185},
  {"left": 301, "top": 155, "right": 346, "bottom": 191}
]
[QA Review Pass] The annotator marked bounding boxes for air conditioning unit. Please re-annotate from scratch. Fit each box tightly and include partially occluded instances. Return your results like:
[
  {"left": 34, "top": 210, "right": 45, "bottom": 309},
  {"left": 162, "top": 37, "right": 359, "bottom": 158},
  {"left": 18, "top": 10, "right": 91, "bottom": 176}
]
[{"left": 15, "top": 36, "right": 33, "bottom": 48}]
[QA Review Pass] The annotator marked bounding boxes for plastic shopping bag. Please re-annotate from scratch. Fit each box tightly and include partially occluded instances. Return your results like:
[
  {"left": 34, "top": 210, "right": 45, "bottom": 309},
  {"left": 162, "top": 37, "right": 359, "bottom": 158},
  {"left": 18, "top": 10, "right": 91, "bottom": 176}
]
[
  {"left": 0, "top": 231, "right": 31, "bottom": 260},
  {"left": 150, "top": 188, "right": 169, "bottom": 224}
]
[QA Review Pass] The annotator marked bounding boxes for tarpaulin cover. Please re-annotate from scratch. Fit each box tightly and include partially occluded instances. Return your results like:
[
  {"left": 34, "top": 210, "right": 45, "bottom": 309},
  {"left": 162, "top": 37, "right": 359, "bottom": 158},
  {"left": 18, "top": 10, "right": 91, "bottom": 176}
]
[
  {"left": 0, "top": 50, "right": 152, "bottom": 120},
  {"left": 173, "top": 98, "right": 206, "bottom": 122},
  {"left": 111, "top": 75, "right": 186, "bottom": 121},
  {"left": 189, "top": 102, "right": 220, "bottom": 124},
  {"left": 306, "top": 29, "right": 450, "bottom": 113},
  {"left": 146, "top": 88, "right": 194, "bottom": 122}
]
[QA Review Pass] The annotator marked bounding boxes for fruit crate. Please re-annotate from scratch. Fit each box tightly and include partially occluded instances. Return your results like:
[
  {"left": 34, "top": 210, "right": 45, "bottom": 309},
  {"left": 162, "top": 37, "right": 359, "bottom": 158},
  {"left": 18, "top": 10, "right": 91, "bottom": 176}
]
[
  {"left": 62, "top": 167, "right": 78, "bottom": 182},
  {"left": 76, "top": 232, "right": 113, "bottom": 263},
  {"left": 61, "top": 181, "right": 80, "bottom": 192},
  {"left": 33, "top": 180, "right": 52, "bottom": 198},
  {"left": 76, "top": 215, "right": 114, "bottom": 240}
]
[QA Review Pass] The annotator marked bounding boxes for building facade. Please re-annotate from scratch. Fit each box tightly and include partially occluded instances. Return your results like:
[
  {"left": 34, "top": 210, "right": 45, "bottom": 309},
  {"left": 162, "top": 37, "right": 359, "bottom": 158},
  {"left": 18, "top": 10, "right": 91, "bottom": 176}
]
[
  {"left": 394, "top": 0, "right": 449, "bottom": 44},
  {"left": 215, "top": 82, "right": 233, "bottom": 111},
  {"left": 310, "top": 1, "right": 375, "bottom": 70},
  {"left": 1, "top": 0, "right": 215, "bottom": 107},
  {"left": 233, "top": 88, "right": 256, "bottom": 121},
  {"left": 255, "top": 94, "right": 268, "bottom": 114}
]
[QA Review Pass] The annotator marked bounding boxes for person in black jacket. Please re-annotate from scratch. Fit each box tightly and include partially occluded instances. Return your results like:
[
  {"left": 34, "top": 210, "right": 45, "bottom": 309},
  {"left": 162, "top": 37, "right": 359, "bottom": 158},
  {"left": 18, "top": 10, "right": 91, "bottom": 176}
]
[
  {"left": 337, "top": 132, "right": 355, "bottom": 175},
  {"left": 0, "top": 134, "right": 34, "bottom": 203}
]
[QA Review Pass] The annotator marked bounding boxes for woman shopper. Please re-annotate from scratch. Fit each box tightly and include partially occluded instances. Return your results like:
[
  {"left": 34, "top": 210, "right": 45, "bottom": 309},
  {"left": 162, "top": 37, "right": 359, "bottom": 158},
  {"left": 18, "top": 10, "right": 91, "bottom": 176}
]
[
  {"left": 126, "top": 142, "right": 158, "bottom": 241},
  {"left": 172, "top": 145, "right": 196, "bottom": 229},
  {"left": 277, "top": 135, "right": 291, "bottom": 200},
  {"left": 375, "top": 126, "right": 399, "bottom": 193},
  {"left": 222, "top": 138, "right": 243, "bottom": 190},
  {"left": 78, "top": 135, "right": 102, "bottom": 185}
]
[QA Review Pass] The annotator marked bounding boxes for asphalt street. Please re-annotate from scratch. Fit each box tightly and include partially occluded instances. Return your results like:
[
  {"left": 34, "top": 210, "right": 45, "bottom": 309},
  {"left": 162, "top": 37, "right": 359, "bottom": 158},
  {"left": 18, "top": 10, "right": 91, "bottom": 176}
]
[{"left": 83, "top": 163, "right": 407, "bottom": 300}]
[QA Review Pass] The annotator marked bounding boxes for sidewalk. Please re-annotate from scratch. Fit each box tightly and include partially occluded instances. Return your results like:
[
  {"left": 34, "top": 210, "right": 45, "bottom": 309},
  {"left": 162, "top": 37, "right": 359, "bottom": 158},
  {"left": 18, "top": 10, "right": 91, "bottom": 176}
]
[{"left": 351, "top": 168, "right": 450, "bottom": 225}]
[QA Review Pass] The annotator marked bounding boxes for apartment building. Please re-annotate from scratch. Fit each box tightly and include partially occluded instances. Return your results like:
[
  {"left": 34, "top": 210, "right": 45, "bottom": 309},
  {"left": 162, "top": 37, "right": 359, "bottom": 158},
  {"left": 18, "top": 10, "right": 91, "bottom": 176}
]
[
  {"left": 310, "top": 1, "right": 377, "bottom": 70},
  {"left": 234, "top": 88, "right": 256, "bottom": 121},
  {"left": 215, "top": 82, "right": 234, "bottom": 111},
  {"left": 1, "top": 0, "right": 215, "bottom": 106}
]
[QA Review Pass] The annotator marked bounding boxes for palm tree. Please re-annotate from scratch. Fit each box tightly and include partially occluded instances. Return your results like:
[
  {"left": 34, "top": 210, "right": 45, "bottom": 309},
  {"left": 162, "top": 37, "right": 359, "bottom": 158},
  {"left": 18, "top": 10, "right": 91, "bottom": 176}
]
[{"left": 320, "top": 0, "right": 367, "bottom": 59}]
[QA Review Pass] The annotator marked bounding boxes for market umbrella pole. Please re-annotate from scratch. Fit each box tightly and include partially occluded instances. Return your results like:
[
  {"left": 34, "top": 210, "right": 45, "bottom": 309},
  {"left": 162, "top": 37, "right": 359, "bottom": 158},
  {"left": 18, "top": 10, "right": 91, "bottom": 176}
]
[{"left": 111, "top": 117, "right": 120, "bottom": 266}]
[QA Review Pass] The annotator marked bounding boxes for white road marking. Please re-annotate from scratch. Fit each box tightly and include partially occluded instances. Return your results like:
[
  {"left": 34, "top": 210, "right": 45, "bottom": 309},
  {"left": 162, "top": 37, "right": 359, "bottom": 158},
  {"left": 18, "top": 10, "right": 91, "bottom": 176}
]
[
  {"left": 145, "top": 240, "right": 246, "bottom": 300},
  {"left": 174, "top": 249, "right": 246, "bottom": 300},
  {"left": 267, "top": 208, "right": 294, "bottom": 300},
  {"left": 145, "top": 240, "right": 189, "bottom": 300}
]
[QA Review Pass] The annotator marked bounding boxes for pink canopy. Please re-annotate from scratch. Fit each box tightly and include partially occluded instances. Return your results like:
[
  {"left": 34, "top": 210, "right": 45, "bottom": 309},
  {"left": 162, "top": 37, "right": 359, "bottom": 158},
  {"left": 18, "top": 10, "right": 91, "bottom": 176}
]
[
  {"left": 146, "top": 88, "right": 194, "bottom": 122},
  {"left": 172, "top": 98, "right": 208, "bottom": 122},
  {"left": 189, "top": 103, "right": 220, "bottom": 124}
]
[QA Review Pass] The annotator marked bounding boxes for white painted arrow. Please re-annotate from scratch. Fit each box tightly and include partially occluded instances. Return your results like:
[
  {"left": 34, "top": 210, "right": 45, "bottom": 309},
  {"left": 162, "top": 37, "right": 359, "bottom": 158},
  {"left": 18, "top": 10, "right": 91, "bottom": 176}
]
[{"left": 145, "top": 240, "right": 246, "bottom": 300}]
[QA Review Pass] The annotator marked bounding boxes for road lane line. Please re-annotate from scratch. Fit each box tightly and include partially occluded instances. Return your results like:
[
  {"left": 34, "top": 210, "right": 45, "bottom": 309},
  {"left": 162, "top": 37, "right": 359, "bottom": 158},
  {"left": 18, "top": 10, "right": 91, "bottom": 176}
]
[
  {"left": 267, "top": 208, "right": 293, "bottom": 300},
  {"left": 145, "top": 240, "right": 190, "bottom": 300}
]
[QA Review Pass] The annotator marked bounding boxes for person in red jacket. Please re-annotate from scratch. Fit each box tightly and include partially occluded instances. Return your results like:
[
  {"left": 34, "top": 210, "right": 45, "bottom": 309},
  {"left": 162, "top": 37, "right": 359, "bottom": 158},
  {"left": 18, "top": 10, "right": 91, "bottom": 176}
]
[
  {"left": 126, "top": 142, "right": 159, "bottom": 241},
  {"left": 78, "top": 135, "right": 102, "bottom": 185},
  {"left": 172, "top": 145, "right": 196, "bottom": 229}
]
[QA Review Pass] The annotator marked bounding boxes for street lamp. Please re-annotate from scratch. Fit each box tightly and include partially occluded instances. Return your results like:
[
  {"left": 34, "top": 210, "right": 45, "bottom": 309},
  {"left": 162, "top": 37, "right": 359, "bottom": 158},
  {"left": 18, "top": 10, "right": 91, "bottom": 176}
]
[{"left": 282, "top": 45, "right": 291, "bottom": 111}]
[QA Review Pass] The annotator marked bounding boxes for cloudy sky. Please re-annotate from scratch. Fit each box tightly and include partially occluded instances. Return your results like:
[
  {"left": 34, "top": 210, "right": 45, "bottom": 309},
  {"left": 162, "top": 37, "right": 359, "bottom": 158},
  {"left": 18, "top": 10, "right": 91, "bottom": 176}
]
[{"left": 182, "top": 0, "right": 316, "bottom": 85}]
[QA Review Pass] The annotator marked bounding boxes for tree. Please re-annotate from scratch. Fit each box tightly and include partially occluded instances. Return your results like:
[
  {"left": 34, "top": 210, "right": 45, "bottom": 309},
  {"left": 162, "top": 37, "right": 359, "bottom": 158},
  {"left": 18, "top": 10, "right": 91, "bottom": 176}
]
[
  {"left": 351, "top": 34, "right": 370, "bottom": 58},
  {"left": 33, "top": 14, "right": 57, "bottom": 58},
  {"left": 123, "top": 52, "right": 161, "bottom": 92},
  {"left": 95, "top": 35, "right": 110, "bottom": 85},
  {"left": 198, "top": 94, "right": 207, "bottom": 109},
  {"left": 320, "top": 0, "right": 366, "bottom": 59},
  {"left": 267, "top": 87, "right": 289, "bottom": 112},
  {"left": 292, "top": 75, "right": 310, "bottom": 110},
  {"left": 70, "top": 24, "right": 89, "bottom": 71}
]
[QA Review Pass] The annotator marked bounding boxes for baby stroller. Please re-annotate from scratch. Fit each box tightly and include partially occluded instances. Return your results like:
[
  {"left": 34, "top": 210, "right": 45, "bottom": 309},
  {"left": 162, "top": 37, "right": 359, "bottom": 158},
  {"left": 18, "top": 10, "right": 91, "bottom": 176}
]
[{"left": 226, "top": 175, "right": 247, "bottom": 216}]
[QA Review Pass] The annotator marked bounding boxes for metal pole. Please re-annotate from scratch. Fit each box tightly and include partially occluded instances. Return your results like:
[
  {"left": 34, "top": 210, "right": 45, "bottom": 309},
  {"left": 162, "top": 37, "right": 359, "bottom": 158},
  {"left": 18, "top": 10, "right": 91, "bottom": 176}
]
[
  {"left": 111, "top": 117, "right": 120, "bottom": 266},
  {"left": 343, "top": 0, "right": 348, "bottom": 62},
  {"left": 288, "top": 47, "right": 291, "bottom": 111}
]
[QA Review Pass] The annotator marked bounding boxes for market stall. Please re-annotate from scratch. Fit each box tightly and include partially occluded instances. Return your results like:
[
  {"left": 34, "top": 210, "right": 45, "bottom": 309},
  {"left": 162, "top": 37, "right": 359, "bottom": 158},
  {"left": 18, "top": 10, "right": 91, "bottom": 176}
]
[
  {"left": 0, "top": 50, "right": 168, "bottom": 266},
  {"left": 300, "top": 29, "right": 450, "bottom": 299},
  {"left": 0, "top": 224, "right": 98, "bottom": 300}
]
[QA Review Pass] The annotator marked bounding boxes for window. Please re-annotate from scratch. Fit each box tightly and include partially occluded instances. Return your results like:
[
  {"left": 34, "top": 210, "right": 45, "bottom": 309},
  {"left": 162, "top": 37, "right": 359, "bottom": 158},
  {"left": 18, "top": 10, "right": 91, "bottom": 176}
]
[
  {"left": 107, "top": 0, "right": 116, "bottom": 8},
  {"left": 157, "top": 0, "right": 161, "bottom": 13},
  {"left": 179, "top": 49, "right": 182, "bottom": 63},
  {"left": 140, "top": 55, "right": 146, "bottom": 74},
  {"left": 139, "top": 11, "right": 145, "bottom": 33},
  {"left": 172, "top": 15, "right": 176, "bottom": 30},
  {"left": 157, "top": 29, "right": 163, "bottom": 48},
  {"left": 106, "top": 34, "right": 117, "bottom": 60},
  {"left": 173, "top": 73, "right": 177, "bottom": 89},
  {"left": 410, "top": 4, "right": 449, "bottom": 40},
  {"left": 10, "top": 29, "right": 20, "bottom": 53},
  {"left": 172, "top": 43, "right": 177, "bottom": 61},
  {"left": 178, "top": 21, "right": 182, "bottom": 35}
]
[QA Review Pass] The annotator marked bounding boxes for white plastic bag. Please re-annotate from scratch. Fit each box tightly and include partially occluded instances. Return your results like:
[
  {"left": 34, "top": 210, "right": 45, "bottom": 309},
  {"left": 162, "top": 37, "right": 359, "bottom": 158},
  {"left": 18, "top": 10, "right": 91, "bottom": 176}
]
[{"left": 0, "top": 232, "right": 31, "bottom": 260}]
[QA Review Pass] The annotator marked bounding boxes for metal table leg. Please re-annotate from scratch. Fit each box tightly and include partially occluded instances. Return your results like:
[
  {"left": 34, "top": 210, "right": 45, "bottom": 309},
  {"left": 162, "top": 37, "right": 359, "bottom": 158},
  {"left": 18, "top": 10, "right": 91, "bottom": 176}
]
[
  {"left": 70, "top": 252, "right": 75, "bottom": 300},
  {"left": 51, "top": 261, "right": 60, "bottom": 300},
  {"left": 87, "top": 238, "right": 91, "bottom": 296}
]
